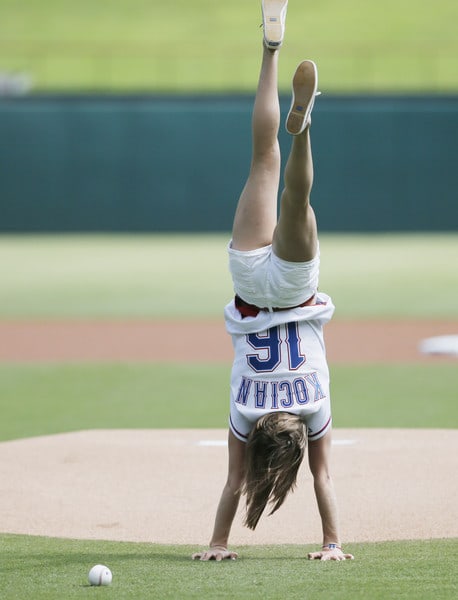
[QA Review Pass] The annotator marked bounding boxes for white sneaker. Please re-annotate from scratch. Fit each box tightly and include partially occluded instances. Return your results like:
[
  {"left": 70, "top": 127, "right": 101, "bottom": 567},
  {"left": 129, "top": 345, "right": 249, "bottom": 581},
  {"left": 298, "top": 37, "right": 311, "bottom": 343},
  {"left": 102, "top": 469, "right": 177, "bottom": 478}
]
[
  {"left": 285, "top": 60, "right": 320, "bottom": 135},
  {"left": 261, "top": 0, "right": 288, "bottom": 50}
]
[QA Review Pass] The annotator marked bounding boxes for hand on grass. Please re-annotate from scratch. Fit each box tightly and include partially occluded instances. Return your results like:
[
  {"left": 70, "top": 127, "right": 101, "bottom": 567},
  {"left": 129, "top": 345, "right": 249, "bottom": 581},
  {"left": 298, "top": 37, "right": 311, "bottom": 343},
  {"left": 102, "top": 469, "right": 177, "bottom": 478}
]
[
  {"left": 192, "top": 546, "right": 238, "bottom": 561},
  {"left": 308, "top": 547, "right": 354, "bottom": 561}
]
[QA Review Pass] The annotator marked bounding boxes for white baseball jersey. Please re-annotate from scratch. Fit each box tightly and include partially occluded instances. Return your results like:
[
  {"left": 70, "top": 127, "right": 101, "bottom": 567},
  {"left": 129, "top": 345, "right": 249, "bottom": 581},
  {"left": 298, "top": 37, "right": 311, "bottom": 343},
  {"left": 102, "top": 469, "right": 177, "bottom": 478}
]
[{"left": 225, "top": 292, "right": 335, "bottom": 442}]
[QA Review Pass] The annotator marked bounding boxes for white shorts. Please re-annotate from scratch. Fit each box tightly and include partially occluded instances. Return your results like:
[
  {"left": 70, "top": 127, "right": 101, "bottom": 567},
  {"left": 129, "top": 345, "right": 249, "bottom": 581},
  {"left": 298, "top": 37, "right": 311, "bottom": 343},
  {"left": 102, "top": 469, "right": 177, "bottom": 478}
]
[{"left": 228, "top": 242, "right": 320, "bottom": 310}]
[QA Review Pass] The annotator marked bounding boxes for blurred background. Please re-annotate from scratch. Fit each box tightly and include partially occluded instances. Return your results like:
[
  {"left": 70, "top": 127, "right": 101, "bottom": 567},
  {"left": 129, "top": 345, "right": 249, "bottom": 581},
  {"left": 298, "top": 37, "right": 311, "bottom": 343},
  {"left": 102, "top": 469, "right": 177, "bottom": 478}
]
[
  {"left": 0, "top": 0, "right": 457, "bottom": 233},
  {"left": 1, "top": 0, "right": 457, "bottom": 93}
]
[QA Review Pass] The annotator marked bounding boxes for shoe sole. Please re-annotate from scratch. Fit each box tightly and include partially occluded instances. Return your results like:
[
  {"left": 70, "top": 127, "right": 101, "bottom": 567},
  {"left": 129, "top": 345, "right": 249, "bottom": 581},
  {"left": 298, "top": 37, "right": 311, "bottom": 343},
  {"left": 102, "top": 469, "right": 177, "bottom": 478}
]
[
  {"left": 262, "top": 0, "right": 288, "bottom": 48},
  {"left": 285, "top": 60, "right": 318, "bottom": 135}
]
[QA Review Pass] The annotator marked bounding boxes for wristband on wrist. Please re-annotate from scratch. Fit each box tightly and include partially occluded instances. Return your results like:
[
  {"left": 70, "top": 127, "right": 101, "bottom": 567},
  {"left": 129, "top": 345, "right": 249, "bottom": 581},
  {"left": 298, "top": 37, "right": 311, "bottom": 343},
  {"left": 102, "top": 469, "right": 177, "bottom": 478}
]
[{"left": 322, "top": 543, "right": 341, "bottom": 550}]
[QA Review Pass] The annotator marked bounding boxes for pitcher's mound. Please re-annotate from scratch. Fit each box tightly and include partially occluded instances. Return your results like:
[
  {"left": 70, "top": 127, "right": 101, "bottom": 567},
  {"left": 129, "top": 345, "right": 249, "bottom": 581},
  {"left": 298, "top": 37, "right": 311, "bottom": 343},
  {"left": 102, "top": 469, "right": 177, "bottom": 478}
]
[{"left": 0, "top": 429, "right": 456, "bottom": 544}]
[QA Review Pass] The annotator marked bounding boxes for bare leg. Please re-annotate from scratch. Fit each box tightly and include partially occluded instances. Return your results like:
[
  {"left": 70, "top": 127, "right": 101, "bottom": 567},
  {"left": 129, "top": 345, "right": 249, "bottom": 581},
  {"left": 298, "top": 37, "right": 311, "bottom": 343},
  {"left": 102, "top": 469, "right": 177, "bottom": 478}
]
[
  {"left": 273, "top": 60, "right": 319, "bottom": 262},
  {"left": 273, "top": 127, "right": 318, "bottom": 261},
  {"left": 231, "top": 46, "right": 281, "bottom": 251}
]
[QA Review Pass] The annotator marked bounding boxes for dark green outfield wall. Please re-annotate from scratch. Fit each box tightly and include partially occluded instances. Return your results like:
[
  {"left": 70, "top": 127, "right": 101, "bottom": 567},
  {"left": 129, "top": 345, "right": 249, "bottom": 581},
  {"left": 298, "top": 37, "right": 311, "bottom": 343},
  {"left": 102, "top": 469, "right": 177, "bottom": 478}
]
[{"left": 1, "top": 95, "right": 457, "bottom": 232}]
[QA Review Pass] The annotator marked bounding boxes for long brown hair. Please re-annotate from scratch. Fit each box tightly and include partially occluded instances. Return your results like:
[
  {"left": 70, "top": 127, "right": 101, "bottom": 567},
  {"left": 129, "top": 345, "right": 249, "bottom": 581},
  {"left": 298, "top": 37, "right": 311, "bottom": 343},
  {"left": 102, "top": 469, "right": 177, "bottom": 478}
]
[{"left": 242, "top": 412, "right": 307, "bottom": 530}]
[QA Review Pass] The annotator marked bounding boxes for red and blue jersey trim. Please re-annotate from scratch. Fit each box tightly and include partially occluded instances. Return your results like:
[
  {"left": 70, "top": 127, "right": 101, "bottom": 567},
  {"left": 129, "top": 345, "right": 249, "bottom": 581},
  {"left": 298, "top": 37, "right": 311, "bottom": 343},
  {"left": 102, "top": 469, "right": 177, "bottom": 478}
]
[
  {"left": 229, "top": 415, "right": 249, "bottom": 442},
  {"left": 308, "top": 415, "right": 332, "bottom": 440}
]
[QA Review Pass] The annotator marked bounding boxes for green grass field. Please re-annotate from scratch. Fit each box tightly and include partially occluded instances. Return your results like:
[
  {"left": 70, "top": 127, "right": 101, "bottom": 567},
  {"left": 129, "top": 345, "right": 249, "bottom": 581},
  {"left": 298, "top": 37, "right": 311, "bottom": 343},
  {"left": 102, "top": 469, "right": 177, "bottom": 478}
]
[
  {"left": 0, "top": 535, "right": 456, "bottom": 600},
  {"left": 0, "top": 363, "right": 456, "bottom": 443},
  {"left": 1, "top": 0, "right": 457, "bottom": 92},
  {"left": 0, "top": 233, "right": 457, "bottom": 599},
  {"left": 1, "top": 233, "right": 457, "bottom": 319}
]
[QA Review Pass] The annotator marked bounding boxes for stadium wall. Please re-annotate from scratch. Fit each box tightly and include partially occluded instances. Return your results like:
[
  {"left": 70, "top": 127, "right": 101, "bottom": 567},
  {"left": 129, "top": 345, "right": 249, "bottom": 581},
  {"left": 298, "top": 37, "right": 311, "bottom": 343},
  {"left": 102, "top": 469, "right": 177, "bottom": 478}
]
[{"left": 1, "top": 95, "right": 457, "bottom": 232}]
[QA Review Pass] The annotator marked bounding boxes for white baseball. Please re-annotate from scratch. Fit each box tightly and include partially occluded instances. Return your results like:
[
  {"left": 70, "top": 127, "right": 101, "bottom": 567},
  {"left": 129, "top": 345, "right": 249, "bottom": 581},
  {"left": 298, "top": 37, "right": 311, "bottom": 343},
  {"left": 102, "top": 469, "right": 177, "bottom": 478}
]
[{"left": 88, "top": 564, "right": 112, "bottom": 586}]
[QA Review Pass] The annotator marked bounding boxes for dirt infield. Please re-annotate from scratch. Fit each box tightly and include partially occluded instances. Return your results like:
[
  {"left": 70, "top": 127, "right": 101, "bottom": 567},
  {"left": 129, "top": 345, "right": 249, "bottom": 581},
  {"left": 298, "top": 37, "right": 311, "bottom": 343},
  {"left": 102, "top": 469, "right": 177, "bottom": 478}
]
[
  {"left": 0, "top": 319, "right": 457, "bottom": 362},
  {"left": 0, "top": 428, "right": 456, "bottom": 545},
  {"left": 0, "top": 318, "right": 456, "bottom": 545}
]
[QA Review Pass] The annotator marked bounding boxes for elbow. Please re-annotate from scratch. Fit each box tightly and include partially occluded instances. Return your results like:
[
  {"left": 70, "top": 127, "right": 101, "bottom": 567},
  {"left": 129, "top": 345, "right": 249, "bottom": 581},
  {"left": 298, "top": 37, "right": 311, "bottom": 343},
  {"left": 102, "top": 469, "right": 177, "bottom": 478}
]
[
  {"left": 226, "top": 470, "right": 245, "bottom": 495},
  {"left": 313, "top": 470, "right": 332, "bottom": 489}
]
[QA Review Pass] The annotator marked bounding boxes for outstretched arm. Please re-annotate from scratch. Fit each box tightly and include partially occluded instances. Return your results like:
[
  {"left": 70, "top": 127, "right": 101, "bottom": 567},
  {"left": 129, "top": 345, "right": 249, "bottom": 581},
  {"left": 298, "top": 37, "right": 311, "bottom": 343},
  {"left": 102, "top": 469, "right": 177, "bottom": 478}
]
[
  {"left": 307, "top": 431, "right": 354, "bottom": 561},
  {"left": 192, "top": 431, "right": 246, "bottom": 561}
]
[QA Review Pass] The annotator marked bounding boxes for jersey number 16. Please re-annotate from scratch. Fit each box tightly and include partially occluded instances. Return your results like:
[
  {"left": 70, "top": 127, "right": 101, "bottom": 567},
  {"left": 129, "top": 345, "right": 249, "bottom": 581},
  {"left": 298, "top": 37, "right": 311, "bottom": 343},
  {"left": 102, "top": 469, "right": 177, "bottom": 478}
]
[{"left": 246, "top": 323, "right": 306, "bottom": 373}]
